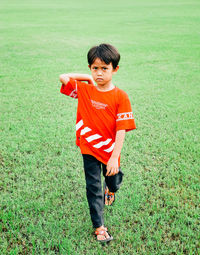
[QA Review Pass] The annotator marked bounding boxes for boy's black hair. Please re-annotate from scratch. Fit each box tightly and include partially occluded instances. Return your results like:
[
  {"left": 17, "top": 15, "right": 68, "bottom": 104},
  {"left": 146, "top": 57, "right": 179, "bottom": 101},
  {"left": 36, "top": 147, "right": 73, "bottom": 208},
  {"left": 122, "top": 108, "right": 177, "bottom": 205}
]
[{"left": 87, "top": 43, "right": 120, "bottom": 69}]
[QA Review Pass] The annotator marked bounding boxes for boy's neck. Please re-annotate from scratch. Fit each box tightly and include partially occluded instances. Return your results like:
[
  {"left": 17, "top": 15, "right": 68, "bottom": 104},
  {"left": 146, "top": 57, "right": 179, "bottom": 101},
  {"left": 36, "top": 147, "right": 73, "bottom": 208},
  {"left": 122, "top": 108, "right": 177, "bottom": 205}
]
[{"left": 96, "top": 82, "right": 115, "bottom": 92}]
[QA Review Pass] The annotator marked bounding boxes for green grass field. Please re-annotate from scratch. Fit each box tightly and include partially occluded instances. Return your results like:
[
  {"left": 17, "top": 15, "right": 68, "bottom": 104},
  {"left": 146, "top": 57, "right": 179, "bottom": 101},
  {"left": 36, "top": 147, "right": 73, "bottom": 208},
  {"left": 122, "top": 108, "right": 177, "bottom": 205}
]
[{"left": 0, "top": 0, "right": 200, "bottom": 254}]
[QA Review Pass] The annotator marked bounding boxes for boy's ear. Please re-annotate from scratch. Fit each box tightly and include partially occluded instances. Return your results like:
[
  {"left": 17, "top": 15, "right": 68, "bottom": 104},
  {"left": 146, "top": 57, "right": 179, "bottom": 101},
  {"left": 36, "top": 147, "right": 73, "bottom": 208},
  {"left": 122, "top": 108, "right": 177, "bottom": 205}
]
[
  {"left": 88, "top": 65, "right": 91, "bottom": 69},
  {"left": 113, "top": 65, "right": 119, "bottom": 73}
]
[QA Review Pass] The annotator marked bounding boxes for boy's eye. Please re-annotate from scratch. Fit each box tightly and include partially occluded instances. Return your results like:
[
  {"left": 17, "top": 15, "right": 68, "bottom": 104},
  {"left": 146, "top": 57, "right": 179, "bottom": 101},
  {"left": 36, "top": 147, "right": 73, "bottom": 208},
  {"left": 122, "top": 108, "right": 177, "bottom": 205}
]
[
  {"left": 93, "top": 67, "right": 98, "bottom": 70},
  {"left": 103, "top": 67, "right": 107, "bottom": 70}
]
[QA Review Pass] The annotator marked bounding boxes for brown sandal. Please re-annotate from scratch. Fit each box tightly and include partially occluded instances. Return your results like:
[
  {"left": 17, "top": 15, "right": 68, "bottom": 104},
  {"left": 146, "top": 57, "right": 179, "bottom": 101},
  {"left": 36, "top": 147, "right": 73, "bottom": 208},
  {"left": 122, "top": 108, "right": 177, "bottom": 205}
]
[
  {"left": 104, "top": 182, "right": 115, "bottom": 206},
  {"left": 95, "top": 228, "right": 113, "bottom": 243}
]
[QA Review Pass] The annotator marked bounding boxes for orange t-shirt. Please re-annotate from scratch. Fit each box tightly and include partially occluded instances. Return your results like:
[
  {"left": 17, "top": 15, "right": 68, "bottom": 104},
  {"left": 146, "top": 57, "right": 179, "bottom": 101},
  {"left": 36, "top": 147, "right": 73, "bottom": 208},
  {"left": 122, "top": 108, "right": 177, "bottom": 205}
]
[{"left": 60, "top": 78, "right": 136, "bottom": 165}]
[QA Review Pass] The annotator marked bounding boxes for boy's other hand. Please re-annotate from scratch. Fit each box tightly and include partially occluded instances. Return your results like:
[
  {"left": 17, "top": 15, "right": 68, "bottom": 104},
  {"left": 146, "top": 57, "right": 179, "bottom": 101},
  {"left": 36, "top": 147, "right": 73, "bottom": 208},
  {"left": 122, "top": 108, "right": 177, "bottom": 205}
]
[{"left": 106, "top": 156, "right": 119, "bottom": 176}]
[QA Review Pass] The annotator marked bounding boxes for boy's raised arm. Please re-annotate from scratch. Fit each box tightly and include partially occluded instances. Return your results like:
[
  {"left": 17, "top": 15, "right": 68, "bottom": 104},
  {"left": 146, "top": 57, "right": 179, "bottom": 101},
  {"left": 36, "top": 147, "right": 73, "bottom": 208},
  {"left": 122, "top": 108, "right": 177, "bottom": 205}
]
[
  {"left": 59, "top": 73, "right": 95, "bottom": 85},
  {"left": 59, "top": 74, "right": 70, "bottom": 85}
]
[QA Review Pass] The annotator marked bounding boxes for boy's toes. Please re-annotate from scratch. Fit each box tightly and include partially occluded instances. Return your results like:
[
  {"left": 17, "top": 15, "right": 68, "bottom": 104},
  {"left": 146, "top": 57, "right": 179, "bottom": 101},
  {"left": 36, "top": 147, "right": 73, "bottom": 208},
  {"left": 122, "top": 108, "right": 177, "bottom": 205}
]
[{"left": 95, "top": 227, "right": 113, "bottom": 242}]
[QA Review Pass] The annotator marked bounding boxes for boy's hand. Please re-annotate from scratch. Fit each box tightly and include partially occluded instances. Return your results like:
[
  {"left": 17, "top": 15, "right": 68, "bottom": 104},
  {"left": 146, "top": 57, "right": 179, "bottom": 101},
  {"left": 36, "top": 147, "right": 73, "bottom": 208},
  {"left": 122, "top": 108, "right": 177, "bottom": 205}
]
[
  {"left": 106, "top": 130, "right": 125, "bottom": 176},
  {"left": 106, "top": 156, "right": 119, "bottom": 176}
]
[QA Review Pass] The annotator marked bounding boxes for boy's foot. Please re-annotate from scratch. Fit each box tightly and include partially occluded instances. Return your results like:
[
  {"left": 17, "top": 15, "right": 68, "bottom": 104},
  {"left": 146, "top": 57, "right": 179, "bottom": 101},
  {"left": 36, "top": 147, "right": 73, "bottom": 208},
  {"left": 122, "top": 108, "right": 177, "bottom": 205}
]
[
  {"left": 95, "top": 226, "right": 113, "bottom": 243},
  {"left": 104, "top": 182, "right": 115, "bottom": 206}
]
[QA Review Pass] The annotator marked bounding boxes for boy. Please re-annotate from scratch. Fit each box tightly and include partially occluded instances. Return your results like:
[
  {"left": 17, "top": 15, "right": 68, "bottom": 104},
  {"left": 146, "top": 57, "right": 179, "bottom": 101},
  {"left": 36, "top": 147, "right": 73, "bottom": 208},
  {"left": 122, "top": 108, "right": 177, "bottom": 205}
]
[{"left": 59, "top": 44, "right": 136, "bottom": 242}]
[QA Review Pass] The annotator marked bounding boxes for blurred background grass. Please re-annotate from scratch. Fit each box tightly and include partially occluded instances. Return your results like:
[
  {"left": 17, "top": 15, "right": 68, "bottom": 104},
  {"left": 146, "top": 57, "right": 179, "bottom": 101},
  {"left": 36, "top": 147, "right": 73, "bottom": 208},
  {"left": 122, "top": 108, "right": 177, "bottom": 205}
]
[{"left": 0, "top": 0, "right": 199, "bottom": 254}]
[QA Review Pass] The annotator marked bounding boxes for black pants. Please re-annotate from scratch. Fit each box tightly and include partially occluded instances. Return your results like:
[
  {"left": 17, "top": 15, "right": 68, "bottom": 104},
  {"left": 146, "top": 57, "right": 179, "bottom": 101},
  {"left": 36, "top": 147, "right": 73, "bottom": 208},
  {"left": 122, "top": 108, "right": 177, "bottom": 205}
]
[{"left": 82, "top": 154, "right": 123, "bottom": 228}]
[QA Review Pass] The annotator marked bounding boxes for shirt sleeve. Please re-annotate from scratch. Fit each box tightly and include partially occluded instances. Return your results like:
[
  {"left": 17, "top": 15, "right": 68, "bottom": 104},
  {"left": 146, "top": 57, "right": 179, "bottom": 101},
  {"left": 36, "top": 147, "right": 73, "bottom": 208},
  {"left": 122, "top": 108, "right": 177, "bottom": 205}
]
[
  {"left": 60, "top": 78, "right": 78, "bottom": 99},
  {"left": 116, "top": 91, "right": 136, "bottom": 132}
]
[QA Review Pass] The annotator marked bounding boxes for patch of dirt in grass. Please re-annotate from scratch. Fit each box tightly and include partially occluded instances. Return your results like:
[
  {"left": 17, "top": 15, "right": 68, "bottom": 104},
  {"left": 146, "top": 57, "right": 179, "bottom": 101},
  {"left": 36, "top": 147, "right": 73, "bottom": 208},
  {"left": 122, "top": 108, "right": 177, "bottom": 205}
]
[{"left": 0, "top": 152, "right": 4, "bottom": 166}]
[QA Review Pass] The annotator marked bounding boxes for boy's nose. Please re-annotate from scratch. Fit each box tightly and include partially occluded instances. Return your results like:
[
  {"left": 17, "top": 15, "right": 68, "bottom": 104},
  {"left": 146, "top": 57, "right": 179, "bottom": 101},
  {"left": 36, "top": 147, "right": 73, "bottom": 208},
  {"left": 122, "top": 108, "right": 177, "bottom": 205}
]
[{"left": 97, "top": 70, "right": 103, "bottom": 75}]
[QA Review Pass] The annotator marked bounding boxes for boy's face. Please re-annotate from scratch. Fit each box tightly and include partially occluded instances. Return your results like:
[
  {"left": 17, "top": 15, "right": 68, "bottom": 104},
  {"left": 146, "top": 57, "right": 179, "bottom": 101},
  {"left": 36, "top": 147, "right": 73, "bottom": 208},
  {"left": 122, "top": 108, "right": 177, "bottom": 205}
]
[{"left": 89, "top": 58, "right": 119, "bottom": 87}]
